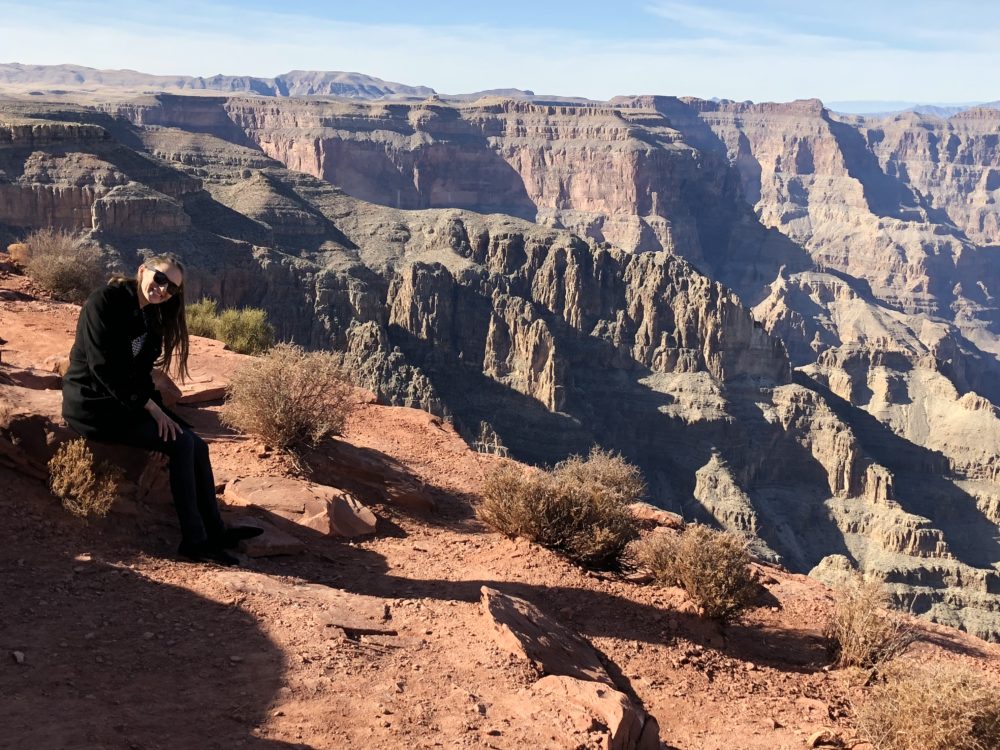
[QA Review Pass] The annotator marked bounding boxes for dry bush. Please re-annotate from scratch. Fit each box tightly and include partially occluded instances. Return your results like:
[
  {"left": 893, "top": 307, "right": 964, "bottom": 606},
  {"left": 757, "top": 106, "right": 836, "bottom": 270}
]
[
  {"left": 825, "top": 575, "right": 915, "bottom": 668},
  {"left": 478, "top": 448, "right": 642, "bottom": 569},
  {"left": 48, "top": 438, "right": 122, "bottom": 517},
  {"left": 23, "top": 228, "right": 104, "bottom": 303},
  {"left": 855, "top": 661, "right": 1000, "bottom": 750},
  {"left": 551, "top": 447, "right": 647, "bottom": 504},
  {"left": 186, "top": 299, "right": 274, "bottom": 355},
  {"left": 7, "top": 242, "right": 30, "bottom": 265},
  {"left": 637, "top": 524, "right": 757, "bottom": 621},
  {"left": 221, "top": 343, "right": 354, "bottom": 450}
]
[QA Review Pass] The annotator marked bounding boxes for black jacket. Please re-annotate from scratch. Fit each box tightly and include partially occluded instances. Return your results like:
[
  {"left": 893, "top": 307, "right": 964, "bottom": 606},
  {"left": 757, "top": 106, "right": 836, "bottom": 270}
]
[{"left": 62, "top": 280, "right": 164, "bottom": 439}]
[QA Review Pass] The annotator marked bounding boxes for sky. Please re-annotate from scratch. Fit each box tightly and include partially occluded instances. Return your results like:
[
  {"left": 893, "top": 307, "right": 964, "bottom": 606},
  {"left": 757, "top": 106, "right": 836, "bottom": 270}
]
[{"left": 0, "top": 0, "right": 996, "bottom": 104}]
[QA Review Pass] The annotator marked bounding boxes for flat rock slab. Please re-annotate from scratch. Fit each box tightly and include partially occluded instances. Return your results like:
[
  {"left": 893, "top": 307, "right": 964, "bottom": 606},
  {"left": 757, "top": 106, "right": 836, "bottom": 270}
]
[
  {"left": 509, "top": 675, "right": 660, "bottom": 750},
  {"left": 480, "top": 586, "right": 611, "bottom": 684},
  {"left": 215, "top": 570, "right": 393, "bottom": 635},
  {"left": 169, "top": 336, "right": 244, "bottom": 404},
  {"left": 222, "top": 514, "right": 304, "bottom": 558},
  {"left": 223, "top": 476, "right": 377, "bottom": 538},
  {"left": 0, "top": 365, "right": 61, "bottom": 390}
]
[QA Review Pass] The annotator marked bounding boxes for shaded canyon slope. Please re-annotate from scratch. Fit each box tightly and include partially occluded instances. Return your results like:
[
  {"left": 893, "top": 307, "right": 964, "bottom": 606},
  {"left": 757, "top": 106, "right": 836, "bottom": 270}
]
[{"left": 3, "top": 94, "right": 1000, "bottom": 639}]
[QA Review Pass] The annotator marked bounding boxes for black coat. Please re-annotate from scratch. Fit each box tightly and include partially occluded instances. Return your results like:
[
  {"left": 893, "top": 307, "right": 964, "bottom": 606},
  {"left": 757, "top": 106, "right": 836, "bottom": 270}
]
[{"left": 62, "top": 280, "right": 165, "bottom": 439}]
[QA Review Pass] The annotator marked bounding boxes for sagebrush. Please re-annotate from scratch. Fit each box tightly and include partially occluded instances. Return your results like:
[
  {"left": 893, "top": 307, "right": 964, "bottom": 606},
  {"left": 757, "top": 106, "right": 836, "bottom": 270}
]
[
  {"left": 221, "top": 343, "right": 354, "bottom": 450},
  {"left": 186, "top": 298, "right": 274, "bottom": 355},
  {"left": 825, "top": 575, "right": 915, "bottom": 668},
  {"left": 855, "top": 661, "right": 1000, "bottom": 750},
  {"left": 637, "top": 524, "right": 757, "bottom": 621},
  {"left": 48, "top": 438, "right": 122, "bottom": 517},
  {"left": 23, "top": 228, "right": 104, "bottom": 303},
  {"left": 478, "top": 448, "right": 643, "bottom": 569}
]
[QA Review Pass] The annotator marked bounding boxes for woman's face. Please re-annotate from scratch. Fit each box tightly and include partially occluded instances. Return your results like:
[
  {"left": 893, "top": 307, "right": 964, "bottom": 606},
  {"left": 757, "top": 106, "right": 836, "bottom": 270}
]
[{"left": 138, "top": 261, "right": 183, "bottom": 307}]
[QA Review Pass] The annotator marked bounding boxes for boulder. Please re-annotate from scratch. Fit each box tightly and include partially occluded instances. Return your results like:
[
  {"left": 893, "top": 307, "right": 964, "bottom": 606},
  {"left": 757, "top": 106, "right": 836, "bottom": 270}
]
[
  {"left": 223, "top": 476, "right": 377, "bottom": 537},
  {"left": 629, "top": 502, "right": 684, "bottom": 530},
  {"left": 513, "top": 675, "right": 660, "bottom": 750},
  {"left": 480, "top": 586, "right": 611, "bottom": 684}
]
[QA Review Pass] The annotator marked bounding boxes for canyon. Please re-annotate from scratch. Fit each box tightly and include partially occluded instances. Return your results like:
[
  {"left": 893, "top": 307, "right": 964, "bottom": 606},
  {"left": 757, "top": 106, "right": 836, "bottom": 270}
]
[{"left": 2, "top": 74, "right": 1000, "bottom": 641}]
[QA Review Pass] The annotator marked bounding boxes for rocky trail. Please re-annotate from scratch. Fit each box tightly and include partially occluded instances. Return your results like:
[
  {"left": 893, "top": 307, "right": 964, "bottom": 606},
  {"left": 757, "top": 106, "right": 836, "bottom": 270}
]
[{"left": 3, "top": 261, "right": 1000, "bottom": 750}]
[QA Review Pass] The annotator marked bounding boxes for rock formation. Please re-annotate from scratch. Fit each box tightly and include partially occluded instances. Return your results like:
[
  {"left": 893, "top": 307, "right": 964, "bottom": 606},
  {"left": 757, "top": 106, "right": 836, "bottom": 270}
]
[{"left": 3, "top": 91, "right": 1000, "bottom": 639}]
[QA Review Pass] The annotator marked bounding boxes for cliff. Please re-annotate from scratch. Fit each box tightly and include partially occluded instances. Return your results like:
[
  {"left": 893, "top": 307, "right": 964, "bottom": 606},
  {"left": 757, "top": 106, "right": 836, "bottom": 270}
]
[{"left": 4, "top": 96, "right": 1000, "bottom": 639}]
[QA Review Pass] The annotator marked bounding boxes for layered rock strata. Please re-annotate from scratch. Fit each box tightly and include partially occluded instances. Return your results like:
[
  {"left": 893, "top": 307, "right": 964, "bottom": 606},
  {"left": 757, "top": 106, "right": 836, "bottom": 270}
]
[{"left": 3, "top": 99, "right": 1000, "bottom": 639}]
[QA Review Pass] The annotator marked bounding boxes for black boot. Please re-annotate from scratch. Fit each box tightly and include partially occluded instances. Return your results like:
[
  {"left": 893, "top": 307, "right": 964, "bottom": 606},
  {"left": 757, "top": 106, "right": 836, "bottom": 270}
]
[
  {"left": 213, "top": 525, "right": 265, "bottom": 550},
  {"left": 177, "top": 540, "right": 240, "bottom": 566}
]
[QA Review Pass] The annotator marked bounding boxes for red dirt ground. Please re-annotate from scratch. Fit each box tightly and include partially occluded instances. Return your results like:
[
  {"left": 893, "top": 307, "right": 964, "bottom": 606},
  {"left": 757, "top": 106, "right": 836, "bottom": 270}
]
[{"left": 3, "top": 266, "right": 1000, "bottom": 750}]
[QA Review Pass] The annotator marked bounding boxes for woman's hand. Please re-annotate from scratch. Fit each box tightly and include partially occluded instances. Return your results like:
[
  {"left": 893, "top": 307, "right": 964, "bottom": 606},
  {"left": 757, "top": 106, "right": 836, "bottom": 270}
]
[{"left": 144, "top": 399, "right": 180, "bottom": 441}]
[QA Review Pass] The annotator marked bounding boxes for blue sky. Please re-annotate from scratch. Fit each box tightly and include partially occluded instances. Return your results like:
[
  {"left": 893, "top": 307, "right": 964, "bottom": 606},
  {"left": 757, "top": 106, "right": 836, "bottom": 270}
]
[{"left": 0, "top": 0, "right": 995, "bottom": 103}]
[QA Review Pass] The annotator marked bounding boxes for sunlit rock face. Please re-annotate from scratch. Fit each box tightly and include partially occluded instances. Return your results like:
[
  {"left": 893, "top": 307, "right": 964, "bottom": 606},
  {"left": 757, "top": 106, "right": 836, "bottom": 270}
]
[{"left": 5, "top": 93, "right": 1000, "bottom": 640}]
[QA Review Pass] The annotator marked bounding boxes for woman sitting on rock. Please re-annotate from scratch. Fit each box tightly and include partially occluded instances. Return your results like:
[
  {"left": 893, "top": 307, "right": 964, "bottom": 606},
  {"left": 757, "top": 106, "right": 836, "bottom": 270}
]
[{"left": 62, "top": 253, "right": 260, "bottom": 565}]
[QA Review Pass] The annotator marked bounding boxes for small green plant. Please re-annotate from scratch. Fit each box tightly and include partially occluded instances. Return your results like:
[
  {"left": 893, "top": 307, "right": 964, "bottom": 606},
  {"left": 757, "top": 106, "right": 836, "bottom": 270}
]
[
  {"left": 48, "top": 438, "right": 122, "bottom": 517},
  {"left": 478, "top": 448, "right": 643, "bottom": 569},
  {"left": 185, "top": 298, "right": 219, "bottom": 338},
  {"left": 216, "top": 307, "right": 274, "bottom": 355},
  {"left": 825, "top": 575, "right": 915, "bottom": 668},
  {"left": 855, "top": 661, "right": 1000, "bottom": 750},
  {"left": 24, "top": 228, "right": 104, "bottom": 303},
  {"left": 186, "top": 298, "right": 274, "bottom": 355},
  {"left": 637, "top": 524, "right": 757, "bottom": 621},
  {"left": 221, "top": 343, "right": 354, "bottom": 450}
]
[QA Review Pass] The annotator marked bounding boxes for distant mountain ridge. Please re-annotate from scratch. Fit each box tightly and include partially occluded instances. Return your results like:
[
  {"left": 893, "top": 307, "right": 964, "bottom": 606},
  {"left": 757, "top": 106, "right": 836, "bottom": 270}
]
[
  {"left": 829, "top": 99, "right": 1000, "bottom": 117},
  {"left": 0, "top": 62, "right": 437, "bottom": 99}
]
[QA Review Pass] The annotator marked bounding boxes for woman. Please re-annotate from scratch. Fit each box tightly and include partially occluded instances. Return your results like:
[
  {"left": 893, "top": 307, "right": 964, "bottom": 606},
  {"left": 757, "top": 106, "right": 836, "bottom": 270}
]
[{"left": 62, "top": 254, "right": 260, "bottom": 565}]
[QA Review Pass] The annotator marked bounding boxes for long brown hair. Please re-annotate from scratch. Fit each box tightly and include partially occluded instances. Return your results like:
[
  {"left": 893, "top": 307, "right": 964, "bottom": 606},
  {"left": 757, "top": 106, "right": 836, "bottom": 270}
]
[
  {"left": 144, "top": 253, "right": 190, "bottom": 383},
  {"left": 135, "top": 253, "right": 190, "bottom": 382}
]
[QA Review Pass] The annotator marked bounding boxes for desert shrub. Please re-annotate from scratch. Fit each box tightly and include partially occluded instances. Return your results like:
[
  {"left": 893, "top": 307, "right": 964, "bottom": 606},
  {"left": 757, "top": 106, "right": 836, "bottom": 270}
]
[
  {"left": 186, "top": 298, "right": 274, "bottom": 355},
  {"left": 478, "top": 448, "right": 643, "bottom": 569},
  {"left": 825, "top": 575, "right": 915, "bottom": 668},
  {"left": 855, "top": 661, "right": 1000, "bottom": 750},
  {"left": 7, "top": 242, "right": 30, "bottom": 265},
  {"left": 552, "top": 447, "right": 646, "bottom": 505},
  {"left": 637, "top": 524, "right": 757, "bottom": 621},
  {"left": 221, "top": 343, "right": 354, "bottom": 450},
  {"left": 24, "top": 228, "right": 104, "bottom": 303},
  {"left": 48, "top": 438, "right": 122, "bottom": 517},
  {"left": 186, "top": 298, "right": 219, "bottom": 338}
]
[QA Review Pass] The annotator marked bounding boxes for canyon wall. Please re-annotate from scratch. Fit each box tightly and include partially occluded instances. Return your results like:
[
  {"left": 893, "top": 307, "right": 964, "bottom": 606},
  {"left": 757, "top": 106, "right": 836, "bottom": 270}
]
[{"left": 3, "top": 99, "right": 1000, "bottom": 639}]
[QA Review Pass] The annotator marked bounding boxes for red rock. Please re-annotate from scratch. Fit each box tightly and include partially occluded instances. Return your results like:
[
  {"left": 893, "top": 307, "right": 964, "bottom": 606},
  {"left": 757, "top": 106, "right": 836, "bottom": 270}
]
[
  {"left": 222, "top": 514, "right": 304, "bottom": 557},
  {"left": 173, "top": 336, "right": 243, "bottom": 404},
  {"left": 513, "top": 675, "right": 658, "bottom": 750},
  {"left": 223, "top": 476, "right": 377, "bottom": 537},
  {"left": 629, "top": 501, "right": 684, "bottom": 530},
  {"left": 215, "top": 570, "right": 393, "bottom": 635},
  {"left": 480, "top": 586, "right": 611, "bottom": 684},
  {"left": 151, "top": 369, "right": 183, "bottom": 408},
  {"left": 0, "top": 365, "right": 61, "bottom": 390},
  {"left": 42, "top": 356, "right": 70, "bottom": 376}
]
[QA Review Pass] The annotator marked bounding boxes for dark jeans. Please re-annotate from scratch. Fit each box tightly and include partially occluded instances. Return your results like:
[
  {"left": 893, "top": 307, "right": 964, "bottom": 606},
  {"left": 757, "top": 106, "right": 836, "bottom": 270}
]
[{"left": 113, "top": 419, "right": 225, "bottom": 545}]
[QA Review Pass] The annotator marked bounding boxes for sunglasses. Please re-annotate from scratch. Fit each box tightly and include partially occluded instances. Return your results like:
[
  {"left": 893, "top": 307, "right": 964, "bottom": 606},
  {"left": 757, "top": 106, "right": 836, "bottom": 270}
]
[{"left": 145, "top": 265, "right": 182, "bottom": 296}]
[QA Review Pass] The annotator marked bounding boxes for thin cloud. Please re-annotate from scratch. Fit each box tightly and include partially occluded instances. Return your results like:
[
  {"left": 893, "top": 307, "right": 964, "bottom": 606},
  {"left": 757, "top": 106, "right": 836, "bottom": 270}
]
[{"left": 0, "top": 0, "right": 996, "bottom": 103}]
